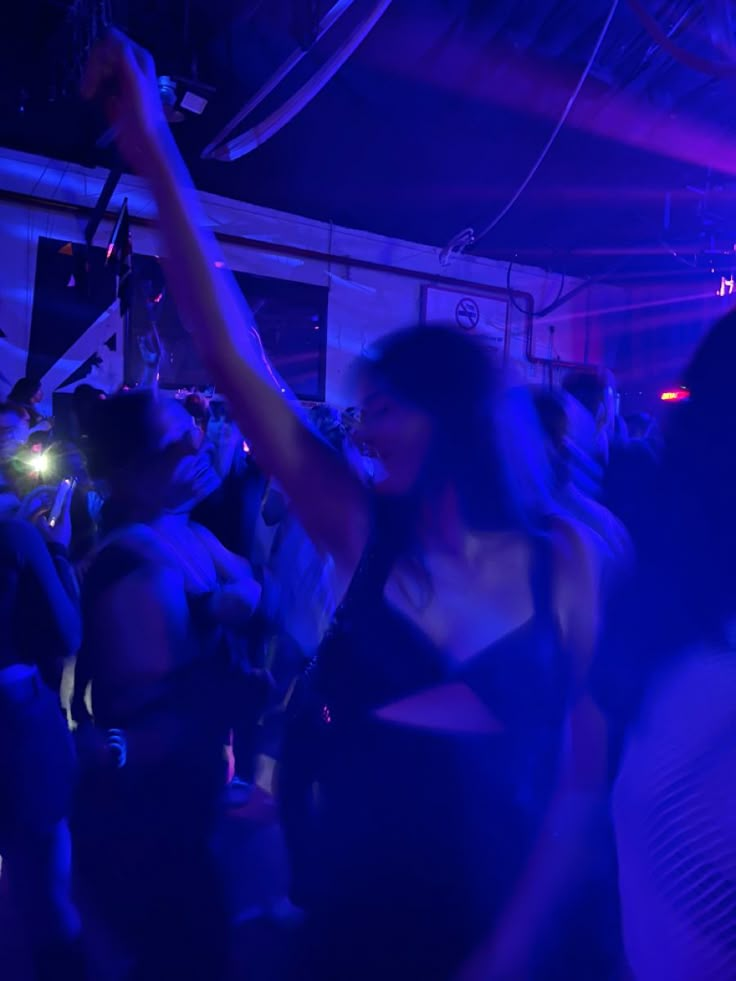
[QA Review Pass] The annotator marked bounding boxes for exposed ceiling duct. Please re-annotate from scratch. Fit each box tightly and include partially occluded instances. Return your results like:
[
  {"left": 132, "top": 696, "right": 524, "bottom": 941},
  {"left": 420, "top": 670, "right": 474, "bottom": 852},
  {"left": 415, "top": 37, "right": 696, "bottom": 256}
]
[
  {"left": 6, "top": 0, "right": 736, "bottom": 277},
  {"left": 201, "top": 0, "right": 392, "bottom": 161}
]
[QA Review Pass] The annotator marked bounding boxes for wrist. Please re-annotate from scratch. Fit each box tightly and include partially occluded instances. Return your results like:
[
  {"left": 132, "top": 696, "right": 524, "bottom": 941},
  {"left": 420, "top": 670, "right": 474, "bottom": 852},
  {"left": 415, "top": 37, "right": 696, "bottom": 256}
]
[{"left": 141, "top": 124, "right": 186, "bottom": 186}]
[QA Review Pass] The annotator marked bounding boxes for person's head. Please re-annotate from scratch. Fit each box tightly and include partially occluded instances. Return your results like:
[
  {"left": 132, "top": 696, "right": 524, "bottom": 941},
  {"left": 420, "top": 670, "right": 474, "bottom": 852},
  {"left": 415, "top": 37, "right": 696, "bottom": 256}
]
[
  {"left": 562, "top": 367, "right": 616, "bottom": 439},
  {"left": 9, "top": 377, "right": 42, "bottom": 406},
  {"left": 72, "top": 384, "right": 106, "bottom": 439},
  {"left": 351, "top": 325, "right": 545, "bottom": 533},
  {"left": 0, "top": 401, "right": 30, "bottom": 463},
  {"left": 85, "top": 389, "right": 200, "bottom": 520},
  {"left": 183, "top": 393, "right": 211, "bottom": 434}
]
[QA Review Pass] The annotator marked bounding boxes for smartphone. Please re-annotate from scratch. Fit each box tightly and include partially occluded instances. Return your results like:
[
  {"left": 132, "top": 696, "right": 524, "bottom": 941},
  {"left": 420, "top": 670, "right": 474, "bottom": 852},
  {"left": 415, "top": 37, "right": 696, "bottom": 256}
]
[{"left": 48, "top": 477, "right": 77, "bottom": 528}]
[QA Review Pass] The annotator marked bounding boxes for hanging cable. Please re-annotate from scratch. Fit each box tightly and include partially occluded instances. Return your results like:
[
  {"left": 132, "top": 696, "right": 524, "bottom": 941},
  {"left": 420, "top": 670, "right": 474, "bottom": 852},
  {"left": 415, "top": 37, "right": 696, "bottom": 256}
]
[
  {"left": 506, "top": 260, "right": 566, "bottom": 318},
  {"left": 507, "top": 255, "right": 630, "bottom": 318},
  {"left": 440, "top": 0, "right": 620, "bottom": 265}
]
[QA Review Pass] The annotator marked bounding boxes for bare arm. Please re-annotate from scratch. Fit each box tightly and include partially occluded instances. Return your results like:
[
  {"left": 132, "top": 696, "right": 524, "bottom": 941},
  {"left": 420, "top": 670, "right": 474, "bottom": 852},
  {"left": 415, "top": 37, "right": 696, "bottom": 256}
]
[
  {"left": 146, "top": 146, "right": 368, "bottom": 568},
  {"left": 83, "top": 33, "right": 368, "bottom": 574},
  {"left": 190, "top": 521, "right": 262, "bottom": 627},
  {"left": 137, "top": 330, "right": 161, "bottom": 389}
]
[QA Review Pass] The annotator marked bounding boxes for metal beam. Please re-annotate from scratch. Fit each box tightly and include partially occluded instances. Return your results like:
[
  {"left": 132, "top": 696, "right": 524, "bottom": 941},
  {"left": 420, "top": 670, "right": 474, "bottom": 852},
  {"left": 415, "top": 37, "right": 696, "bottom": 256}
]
[{"left": 84, "top": 165, "right": 122, "bottom": 246}]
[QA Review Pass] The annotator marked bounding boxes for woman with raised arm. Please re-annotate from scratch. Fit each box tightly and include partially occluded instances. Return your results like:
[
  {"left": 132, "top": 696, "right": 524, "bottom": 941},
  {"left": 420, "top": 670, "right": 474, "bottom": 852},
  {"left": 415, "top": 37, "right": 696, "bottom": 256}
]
[{"left": 84, "top": 33, "right": 608, "bottom": 980}]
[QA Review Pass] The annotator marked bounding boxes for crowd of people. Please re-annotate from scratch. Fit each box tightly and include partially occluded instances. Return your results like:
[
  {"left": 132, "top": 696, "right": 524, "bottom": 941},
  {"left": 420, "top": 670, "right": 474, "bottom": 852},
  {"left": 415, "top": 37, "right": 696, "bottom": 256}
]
[{"left": 1, "top": 29, "right": 734, "bottom": 981}]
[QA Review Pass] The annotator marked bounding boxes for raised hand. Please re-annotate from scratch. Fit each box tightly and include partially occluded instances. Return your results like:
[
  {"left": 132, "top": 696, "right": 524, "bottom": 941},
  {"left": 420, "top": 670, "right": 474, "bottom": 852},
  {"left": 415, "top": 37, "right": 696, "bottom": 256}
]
[
  {"left": 137, "top": 331, "right": 161, "bottom": 366},
  {"left": 82, "top": 29, "right": 169, "bottom": 174}
]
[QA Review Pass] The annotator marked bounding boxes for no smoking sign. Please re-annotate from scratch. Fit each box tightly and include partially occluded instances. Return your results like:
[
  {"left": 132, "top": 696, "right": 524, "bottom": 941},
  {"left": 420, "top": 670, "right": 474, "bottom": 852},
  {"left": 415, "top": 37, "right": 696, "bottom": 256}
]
[{"left": 455, "top": 297, "right": 480, "bottom": 330}]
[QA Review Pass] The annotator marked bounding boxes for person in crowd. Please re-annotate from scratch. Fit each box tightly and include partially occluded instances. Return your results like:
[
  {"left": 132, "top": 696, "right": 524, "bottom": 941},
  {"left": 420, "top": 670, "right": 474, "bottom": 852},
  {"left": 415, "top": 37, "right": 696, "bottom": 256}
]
[
  {"left": 262, "top": 403, "right": 362, "bottom": 663},
  {"left": 9, "top": 377, "right": 52, "bottom": 434},
  {"left": 599, "top": 311, "right": 736, "bottom": 980},
  {"left": 71, "top": 389, "right": 260, "bottom": 980},
  {"left": 246, "top": 405, "right": 363, "bottom": 795},
  {"left": 194, "top": 403, "right": 268, "bottom": 559},
  {"left": 70, "top": 384, "right": 106, "bottom": 442},
  {"left": 533, "top": 387, "right": 630, "bottom": 580},
  {"left": 0, "top": 490, "right": 83, "bottom": 979},
  {"left": 0, "top": 474, "right": 20, "bottom": 517},
  {"left": 625, "top": 410, "right": 663, "bottom": 459},
  {"left": 0, "top": 399, "right": 30, "bottom": 459},
  {"left": 136, "top": 330, "right": 162, "bottom": 389},
  {"left": 169, "top": 396, "right": 269, "bottom": 801},
  {"left": 563, "top": 367, "right": 657, "bottom": 544},
  {"left": 561, "top": 368, "right": 613, "bottom": 497},
  {"left": 183, "top": 391, "right": 211, "bottom": 434},
  {"left": 34, "top": 441, "right": 99, "bottom": 564},
  {"left": 83, "top": 33, "right": 609, "bottom": 979},
  {"left": 0, "top": 400, "right": 32, "bottom": 499}
]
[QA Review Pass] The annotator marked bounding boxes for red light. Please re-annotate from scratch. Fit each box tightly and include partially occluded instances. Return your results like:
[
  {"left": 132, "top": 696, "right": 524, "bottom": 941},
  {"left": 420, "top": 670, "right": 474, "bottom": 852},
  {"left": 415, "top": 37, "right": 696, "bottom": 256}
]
[
  {"left": 660, "top": 389, "right": 690, "bottom": 402},
  {"left": 106, "top": 242, "right": 115, "bottom": 261}
]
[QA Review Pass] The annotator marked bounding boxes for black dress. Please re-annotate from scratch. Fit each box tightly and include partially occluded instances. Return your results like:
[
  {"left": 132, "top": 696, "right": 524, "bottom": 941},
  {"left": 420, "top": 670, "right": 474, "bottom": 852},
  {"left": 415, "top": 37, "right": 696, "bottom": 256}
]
[{"left": 280, "top": 503, "right": 571, "bottom": 980}]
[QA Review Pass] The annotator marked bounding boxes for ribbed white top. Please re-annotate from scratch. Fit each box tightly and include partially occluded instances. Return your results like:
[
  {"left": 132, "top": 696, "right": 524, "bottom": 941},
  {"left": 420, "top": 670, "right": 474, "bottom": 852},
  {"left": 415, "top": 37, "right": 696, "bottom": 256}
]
[{"left": 614, "top": 650, "right": 736, "bottom": 980}]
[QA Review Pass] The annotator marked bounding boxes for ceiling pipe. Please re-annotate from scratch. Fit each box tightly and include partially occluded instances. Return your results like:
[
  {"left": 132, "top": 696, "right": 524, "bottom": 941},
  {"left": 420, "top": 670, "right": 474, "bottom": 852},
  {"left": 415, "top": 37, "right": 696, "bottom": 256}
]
[
  {"left": 201, "top": 0, "right": 357, "bottom": 159},
  {"left": 203, "top": 0, "right": 393, "bottom": 161},
  {"left": 627, "top": 0, "right": 736, "bottom": 77}
]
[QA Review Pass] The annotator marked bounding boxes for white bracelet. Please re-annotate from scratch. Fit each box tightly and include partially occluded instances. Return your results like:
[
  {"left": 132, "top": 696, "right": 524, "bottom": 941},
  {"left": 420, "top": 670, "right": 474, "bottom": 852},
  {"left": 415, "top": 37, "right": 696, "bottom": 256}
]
[{"left": 107, "top": 728, "right": 128, "bottom": 769}]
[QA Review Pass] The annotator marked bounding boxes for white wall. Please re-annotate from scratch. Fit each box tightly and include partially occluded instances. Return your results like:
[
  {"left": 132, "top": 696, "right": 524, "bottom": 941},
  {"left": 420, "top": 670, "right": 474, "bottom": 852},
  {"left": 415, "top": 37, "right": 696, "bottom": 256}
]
[{"left": 0, "top": 148, "right": 629, "bottom": 410}]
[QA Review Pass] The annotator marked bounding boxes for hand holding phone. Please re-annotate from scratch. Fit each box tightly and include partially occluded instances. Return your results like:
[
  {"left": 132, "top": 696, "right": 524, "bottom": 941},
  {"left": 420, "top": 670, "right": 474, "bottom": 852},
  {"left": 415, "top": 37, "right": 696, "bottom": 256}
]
[
  {"left": 49, "top": 478, "right": 77, "bottom": 528},
  {"left": 37, "top": 477, "right": 77, "bottom": 549}
]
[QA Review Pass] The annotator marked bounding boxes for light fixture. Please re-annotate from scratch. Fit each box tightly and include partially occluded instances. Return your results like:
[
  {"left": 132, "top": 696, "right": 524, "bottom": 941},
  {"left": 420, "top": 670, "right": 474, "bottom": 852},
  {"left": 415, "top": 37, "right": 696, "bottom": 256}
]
[{"left": 660, "top": 389, "right": 690, "bottom": 402}]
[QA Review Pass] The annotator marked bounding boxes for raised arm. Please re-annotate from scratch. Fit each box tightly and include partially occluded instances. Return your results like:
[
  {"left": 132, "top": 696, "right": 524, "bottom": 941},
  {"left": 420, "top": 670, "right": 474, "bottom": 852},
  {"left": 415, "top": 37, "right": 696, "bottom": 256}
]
[
  {"left": 83, "top": 32, "right": 368, "bottom": 574},
  {"left": 137, "top": 329, "right": 162, "bottom": 389}
]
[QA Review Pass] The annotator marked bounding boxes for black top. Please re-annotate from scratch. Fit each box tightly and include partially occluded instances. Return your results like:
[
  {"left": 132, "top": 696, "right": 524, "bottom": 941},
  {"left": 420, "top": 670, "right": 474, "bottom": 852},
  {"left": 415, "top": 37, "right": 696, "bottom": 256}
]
[
  {"left": 318, "top": 501, "right": 568, "bottom": 729},
  {"left": 282, "top": 500, "right": 571, "bottom": 979},
  {"left": 0, "top": 518, "right": 80, "bottom": 680}
]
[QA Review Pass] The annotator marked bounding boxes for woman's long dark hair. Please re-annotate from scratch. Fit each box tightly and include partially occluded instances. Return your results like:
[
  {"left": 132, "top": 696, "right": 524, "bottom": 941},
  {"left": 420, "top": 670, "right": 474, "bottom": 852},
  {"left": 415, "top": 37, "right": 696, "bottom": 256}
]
[{"left": 354, "top": 325, "right": 552, "bottom": 537}]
